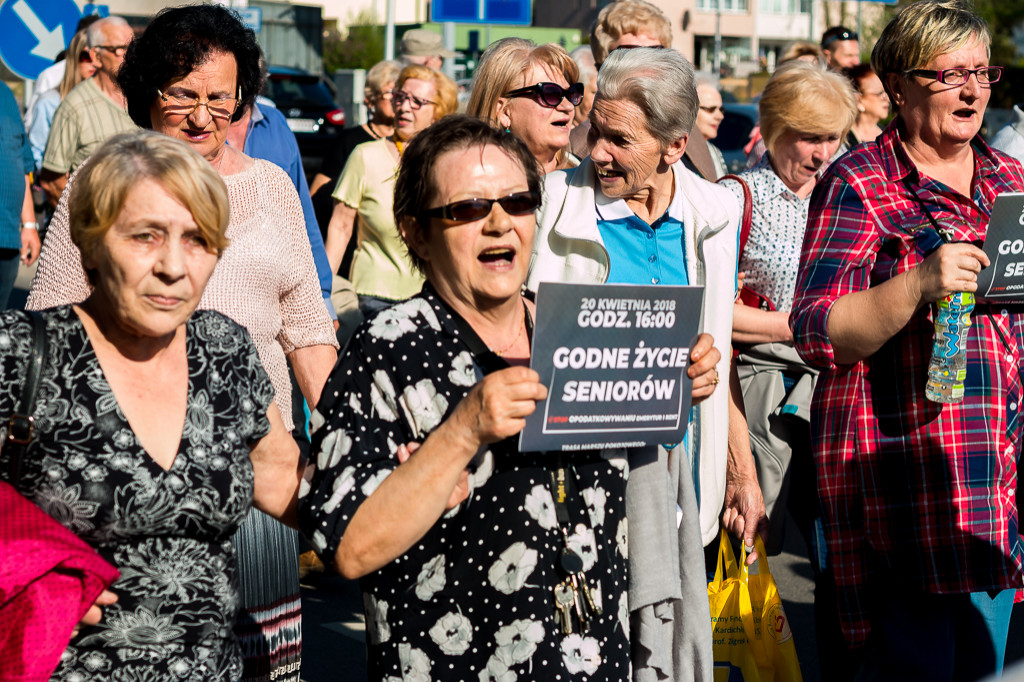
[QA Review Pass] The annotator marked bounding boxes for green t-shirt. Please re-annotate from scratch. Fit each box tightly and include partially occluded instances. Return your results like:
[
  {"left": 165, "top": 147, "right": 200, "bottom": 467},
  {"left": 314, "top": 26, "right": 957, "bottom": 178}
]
[{"left": 333, "top": 138, "right": 424, "bottom": 301}]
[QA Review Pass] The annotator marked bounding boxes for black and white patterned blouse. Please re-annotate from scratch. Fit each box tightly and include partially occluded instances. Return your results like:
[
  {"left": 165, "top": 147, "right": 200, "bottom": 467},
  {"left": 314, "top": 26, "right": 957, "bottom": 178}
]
[
  {"left": 723, "top": 154, "right": 814, "bottom": 312},
  {"left": 0, "top": 307, "right": 273, "bottom": 681},
  {"left": 300, "top": 286, "right": 630, "bottom": 681}
]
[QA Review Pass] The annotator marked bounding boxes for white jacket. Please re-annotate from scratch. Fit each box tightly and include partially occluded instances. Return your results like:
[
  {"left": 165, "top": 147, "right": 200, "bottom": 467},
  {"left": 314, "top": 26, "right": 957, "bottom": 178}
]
[{"left": 526, "top": 157, "right": 741, "bottom": 546}]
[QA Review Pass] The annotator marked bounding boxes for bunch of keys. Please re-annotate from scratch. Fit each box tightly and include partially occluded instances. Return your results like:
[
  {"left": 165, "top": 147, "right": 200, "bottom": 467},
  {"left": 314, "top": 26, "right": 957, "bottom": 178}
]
[{"left": 553, "top": 545, "right": 602, "bottom": 635}]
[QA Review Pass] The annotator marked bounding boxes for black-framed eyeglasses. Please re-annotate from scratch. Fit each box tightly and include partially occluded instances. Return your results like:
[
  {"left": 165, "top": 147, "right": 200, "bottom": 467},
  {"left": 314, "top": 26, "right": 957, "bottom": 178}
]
[
  {"left": 505, "top": 82, "right": 584, "bottom": 108},
  {"left": 906, "top": 66, "right": 1003, "bottom": 85},
  {"left": 95, "top": 44, "right": 130, "bottom": 57},
  {"left": 157, "top": 86, "right": 242, "bottom": 120},
  {"left": 421, "top": 190, "right": 541, "bottom": 222},
  {"left": 822, "top": 30, "right": 857, "bottom": 49},
  {"left": 699, "top": 105, "right": 724, "bottom": 114},
  {"left": 393, "top": 90, "right": 436, "bottom": 110}
]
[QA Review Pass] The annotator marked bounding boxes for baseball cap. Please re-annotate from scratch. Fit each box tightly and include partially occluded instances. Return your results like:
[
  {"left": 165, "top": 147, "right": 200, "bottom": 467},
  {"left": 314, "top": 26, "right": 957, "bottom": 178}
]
[{"left": 400, "top": 29, "right": 457, "bottom": 59}]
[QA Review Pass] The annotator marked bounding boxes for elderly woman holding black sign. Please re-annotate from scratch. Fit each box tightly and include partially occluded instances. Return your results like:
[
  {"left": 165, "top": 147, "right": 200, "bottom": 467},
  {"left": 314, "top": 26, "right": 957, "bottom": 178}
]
[
  {"left": 301, "top": 116, "right": 716, "bottom": 678},
  {"left": 526, "top": 46, "right": 764, "bottom": 680}
]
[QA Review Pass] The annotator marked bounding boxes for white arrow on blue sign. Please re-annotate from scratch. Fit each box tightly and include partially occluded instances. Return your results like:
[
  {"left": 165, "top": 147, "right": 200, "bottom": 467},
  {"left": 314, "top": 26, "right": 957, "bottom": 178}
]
[{"left": 0, "top": 0, "right": 81, "bottom": 80}]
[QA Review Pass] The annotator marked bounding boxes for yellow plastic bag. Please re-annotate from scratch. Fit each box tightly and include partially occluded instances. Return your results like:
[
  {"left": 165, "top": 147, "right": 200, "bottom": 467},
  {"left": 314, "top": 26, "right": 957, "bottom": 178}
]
[{"left": 708, "top": 530, "right": 803, "bottom": 682}]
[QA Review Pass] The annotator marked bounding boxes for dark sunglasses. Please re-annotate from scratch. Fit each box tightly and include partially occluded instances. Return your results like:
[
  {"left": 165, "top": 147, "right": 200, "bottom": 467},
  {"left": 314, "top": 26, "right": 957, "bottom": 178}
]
[
  {"left": 422, "top": 190, "right": 541, "bottom": 222},
  {"left": 504, "top": 82, "right": 584, "bottom": 108}
]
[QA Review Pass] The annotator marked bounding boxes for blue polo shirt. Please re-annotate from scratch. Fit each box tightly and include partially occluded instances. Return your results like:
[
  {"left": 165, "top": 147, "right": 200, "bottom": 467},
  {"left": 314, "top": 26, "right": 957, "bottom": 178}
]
[
  {"left": 595, "top": 183, "right": 689, "bottom": 287},
  {"left": 595, "top": 182, "right": 693, "bottom": 471}
]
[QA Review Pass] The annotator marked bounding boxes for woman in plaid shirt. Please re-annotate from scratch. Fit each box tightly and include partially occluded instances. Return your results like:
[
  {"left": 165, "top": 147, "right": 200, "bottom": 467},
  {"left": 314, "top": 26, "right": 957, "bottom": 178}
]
[{"left": 790, "top": 0, "right": 1024, "bottom": 679}]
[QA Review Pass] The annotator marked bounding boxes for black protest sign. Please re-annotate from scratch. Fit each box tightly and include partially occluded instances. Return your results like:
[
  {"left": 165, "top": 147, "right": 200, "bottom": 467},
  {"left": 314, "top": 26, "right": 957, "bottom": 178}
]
[
  {"left": 520, "top": 282, "right": 704, "bottom": 452},
  {"left": 977, "top": 192, "right": 1024, "bottom": 302}
]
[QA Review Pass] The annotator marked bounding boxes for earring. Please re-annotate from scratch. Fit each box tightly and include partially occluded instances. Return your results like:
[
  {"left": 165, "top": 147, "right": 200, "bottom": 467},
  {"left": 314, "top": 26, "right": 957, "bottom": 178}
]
[{"left": 504, "top": 126, "right": 511, "bottom": 133}]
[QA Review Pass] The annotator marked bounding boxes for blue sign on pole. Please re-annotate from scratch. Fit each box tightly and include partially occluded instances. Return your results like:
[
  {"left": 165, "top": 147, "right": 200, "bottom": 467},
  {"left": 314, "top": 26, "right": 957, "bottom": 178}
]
[
  {"left": 236, "top": 7, "right": 263, "bottom": 34},
  {"left": 0, "top": 0, "right": 81, "bottom": 80},
  {"left": 432, "top": 0, "right": 532, "bottom": 25},
  {"left": 82, "top": 4, "right": 111, "bottom": 18}
]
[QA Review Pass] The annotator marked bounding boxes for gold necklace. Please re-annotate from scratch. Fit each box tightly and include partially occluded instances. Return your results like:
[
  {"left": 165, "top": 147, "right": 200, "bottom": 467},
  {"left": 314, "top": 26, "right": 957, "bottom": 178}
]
[
  {"left": 392, "top": 133, "right": 404, "bottom": 156},
  {"left": 490, "top": 306, "right": 526, "bottom": 357}
]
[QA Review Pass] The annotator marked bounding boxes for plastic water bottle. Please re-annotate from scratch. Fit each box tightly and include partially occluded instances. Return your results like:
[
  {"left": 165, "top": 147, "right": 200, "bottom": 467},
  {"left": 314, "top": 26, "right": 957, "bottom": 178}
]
[{"left": 925, "top": 292, "right": 974, "bottom": 403}]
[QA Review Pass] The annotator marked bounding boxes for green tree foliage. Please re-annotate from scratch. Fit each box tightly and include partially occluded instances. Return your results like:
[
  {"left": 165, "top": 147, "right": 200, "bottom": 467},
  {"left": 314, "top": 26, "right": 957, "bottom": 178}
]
[
  {"left": 969, "top": 0, "right": 1023, "bottom": 66},
  {"left": 324, "top": 9, "right": 385, "bottom": 72}
]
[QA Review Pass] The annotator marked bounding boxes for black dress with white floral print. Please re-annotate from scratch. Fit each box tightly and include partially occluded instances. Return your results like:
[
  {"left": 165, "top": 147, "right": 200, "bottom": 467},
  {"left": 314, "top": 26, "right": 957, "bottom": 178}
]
[
  {"left": 0, "top": 307, "right": 274, "bottom": 681},
  {"left": 300, "top": 285, "right": 630, "bottom": 681}
]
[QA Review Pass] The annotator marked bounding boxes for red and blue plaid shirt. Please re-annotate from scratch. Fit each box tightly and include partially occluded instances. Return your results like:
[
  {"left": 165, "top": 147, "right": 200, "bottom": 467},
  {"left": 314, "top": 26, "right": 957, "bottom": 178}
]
[{"left": 791, "top": 121, "right": 1024, "bottom": 646}]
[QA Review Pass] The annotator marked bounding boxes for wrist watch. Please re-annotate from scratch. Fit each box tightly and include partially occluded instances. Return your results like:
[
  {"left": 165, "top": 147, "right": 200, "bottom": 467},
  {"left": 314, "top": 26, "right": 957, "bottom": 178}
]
[{"left": 20, "top": 222, "right": 38, "bottom": 230}]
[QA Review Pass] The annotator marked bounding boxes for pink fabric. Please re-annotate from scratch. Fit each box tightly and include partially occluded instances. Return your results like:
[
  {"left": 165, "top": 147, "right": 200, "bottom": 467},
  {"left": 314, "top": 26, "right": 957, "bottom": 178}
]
[{"left": 0, "top": 481, "right": 119, "bottom": 681}]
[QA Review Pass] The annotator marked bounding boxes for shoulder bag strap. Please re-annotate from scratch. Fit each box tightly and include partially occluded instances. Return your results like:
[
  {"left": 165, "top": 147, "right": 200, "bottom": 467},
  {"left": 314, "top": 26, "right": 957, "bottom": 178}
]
[
  {"left": 8, "top": 312, "right": 47, "bottom": 487},
  {"left": 718, "top": 174, "right": 776, "bottom": 312},
  {"left": 717, "top": 173, "right": 753, "bottom": 255}
]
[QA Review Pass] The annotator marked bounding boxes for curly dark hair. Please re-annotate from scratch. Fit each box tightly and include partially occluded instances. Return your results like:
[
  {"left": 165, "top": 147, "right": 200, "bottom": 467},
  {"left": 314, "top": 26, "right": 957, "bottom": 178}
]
[
  {"left": 394, "top": 115, "right": 543, "bottom": 274},
  {"left": 117, "top": 4, "right": 263, "bottom": 127}
]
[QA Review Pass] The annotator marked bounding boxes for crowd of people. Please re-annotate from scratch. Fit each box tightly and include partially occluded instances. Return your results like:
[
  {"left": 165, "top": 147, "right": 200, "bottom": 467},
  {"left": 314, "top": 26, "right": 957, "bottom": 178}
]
[{"left": 2, "top": 0, "right": 1023, "bottom": 680}]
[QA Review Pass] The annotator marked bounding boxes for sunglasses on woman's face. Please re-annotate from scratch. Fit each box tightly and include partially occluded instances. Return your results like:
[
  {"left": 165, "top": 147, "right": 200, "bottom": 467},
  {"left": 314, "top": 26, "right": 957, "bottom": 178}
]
[
  {"left": 421, "top": 190, "right": 541, "bottom": 222},
  {"left": 504, "top": 82, "right": 585, "bottom": 108}
]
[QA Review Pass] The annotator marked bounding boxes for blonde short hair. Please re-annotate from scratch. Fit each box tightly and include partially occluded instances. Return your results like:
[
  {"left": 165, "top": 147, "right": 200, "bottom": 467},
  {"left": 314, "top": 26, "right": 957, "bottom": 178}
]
[
  {"left": 759, "top": 60, "right": 857, "bottom": 158},
  {"left": 466, "top": 38, "right": 579, "bottom": 126},
  {"left": 365, "top": 59, "right": 402, "bottom": 99},
  {"left": 591, "top": 0, "right": 671, "bottom": 65},
  {"left": 69, "top": 131, "right": 230, "bottom": 277},
  {"left": 779, "top": 41, "right": 825, "bottom": 67},
  {"left": 395, "top": 64, "right": 459, "bottom": 119},
  {"left": 871, "top": 0, "right": 989, "bottom": 104}
]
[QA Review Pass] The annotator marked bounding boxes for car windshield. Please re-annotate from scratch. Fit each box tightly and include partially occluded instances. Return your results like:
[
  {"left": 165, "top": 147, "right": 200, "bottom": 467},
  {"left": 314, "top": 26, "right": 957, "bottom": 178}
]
[{"left": 265, "top": 75, "right": 337, "bottom": 109}]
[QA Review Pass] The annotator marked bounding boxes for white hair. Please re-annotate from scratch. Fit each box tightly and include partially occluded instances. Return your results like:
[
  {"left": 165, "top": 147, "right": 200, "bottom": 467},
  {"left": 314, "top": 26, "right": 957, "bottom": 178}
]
[
  {"left": 597, "top": 47, "right": 698, "bottom": 145},
  {"left": 694, "top": 71, "right": 720, "bottom": 91},
  {"left": 87, "top": 16, "right": 130, "bottom": 48},
  {"left": 570, "top": 45, "right": 597, "bottom": 84}
]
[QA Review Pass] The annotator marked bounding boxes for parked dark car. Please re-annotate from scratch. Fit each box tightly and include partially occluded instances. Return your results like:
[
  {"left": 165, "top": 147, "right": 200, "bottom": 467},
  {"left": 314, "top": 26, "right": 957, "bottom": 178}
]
[
  {"left": 715, "top": 103, "right": 759, "bottom": 173},
  {"left": 263, "top": 66, "right": 346, "bottom": 178}
]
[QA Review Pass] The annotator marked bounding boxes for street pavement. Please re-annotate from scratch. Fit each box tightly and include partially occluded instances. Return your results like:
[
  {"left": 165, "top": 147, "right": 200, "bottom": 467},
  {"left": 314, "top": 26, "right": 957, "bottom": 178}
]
[{"left": 11, "top": 265, "right": 1024, "bottom": 682}]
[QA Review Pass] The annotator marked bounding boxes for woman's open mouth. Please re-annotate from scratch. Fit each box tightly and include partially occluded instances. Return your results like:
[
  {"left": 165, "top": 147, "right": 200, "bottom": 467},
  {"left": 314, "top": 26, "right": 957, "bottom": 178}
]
[
  {"left": 478, "top": 247, "right": 516, "bottom": 267},
  {"left": 595, "top": 167, "right": 624, "bottom": 181}
]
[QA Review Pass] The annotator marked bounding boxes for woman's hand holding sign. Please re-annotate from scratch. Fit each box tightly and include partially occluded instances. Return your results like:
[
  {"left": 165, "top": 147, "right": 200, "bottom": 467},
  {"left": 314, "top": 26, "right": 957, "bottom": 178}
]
[{"left": 688, "top": 333, "right": 722, "bottom": 406}]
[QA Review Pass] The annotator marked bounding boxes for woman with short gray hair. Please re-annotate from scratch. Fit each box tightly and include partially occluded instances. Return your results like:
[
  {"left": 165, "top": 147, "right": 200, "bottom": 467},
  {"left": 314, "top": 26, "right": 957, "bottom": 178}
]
[{"left": 528, "top": 46, "right": 763, "bottom": 682}]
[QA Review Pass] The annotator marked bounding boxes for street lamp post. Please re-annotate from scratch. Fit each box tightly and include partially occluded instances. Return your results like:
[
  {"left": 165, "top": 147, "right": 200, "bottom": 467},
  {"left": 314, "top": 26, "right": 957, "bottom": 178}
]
[
  {"left": 385, "top": 0, "right": 396, "bottom": 60},
  {"left": 714, "top": 0, "right": 722, "bottom": 76}
]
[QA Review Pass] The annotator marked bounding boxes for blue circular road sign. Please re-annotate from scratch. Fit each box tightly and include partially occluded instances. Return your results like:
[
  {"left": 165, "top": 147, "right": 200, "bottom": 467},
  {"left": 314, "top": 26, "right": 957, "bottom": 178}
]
[{"left": 0, "top": 0, "right": 81, "bottom": 80}]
